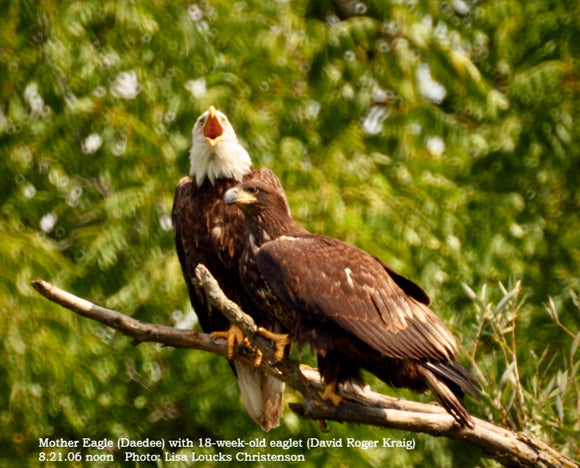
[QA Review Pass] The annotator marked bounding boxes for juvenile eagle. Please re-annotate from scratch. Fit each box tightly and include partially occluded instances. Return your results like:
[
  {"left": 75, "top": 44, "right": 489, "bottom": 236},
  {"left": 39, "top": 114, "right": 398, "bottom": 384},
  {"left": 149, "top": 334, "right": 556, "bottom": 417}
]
[
  {"left": 224, "top": 177, "right": 480, "bottom": 427},
  {"left": 172, "top": 106, "right": 288, "bottom": 431}
]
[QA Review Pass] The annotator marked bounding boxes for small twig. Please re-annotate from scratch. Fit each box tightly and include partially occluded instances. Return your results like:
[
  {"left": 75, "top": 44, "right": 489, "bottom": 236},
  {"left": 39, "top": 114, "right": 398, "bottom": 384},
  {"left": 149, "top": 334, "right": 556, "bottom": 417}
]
[{"left": 547, "top": 298, "right": 576, "bottom": 339}]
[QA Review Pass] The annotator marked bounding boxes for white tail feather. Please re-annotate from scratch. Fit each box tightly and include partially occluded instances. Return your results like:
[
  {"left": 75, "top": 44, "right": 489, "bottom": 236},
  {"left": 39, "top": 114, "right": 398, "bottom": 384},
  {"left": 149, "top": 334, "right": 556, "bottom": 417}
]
[{"left": 233, "top": 361, "right": 285, "bottom": 431}]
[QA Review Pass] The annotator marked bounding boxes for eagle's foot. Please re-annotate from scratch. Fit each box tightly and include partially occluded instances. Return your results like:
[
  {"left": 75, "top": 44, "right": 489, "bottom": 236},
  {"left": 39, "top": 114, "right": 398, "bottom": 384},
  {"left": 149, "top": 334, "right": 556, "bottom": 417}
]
[
  {"left": 257, "top": 327, "right": 292, "bottom": 362},
  {"left": 322, "top": 381, "right": 343, "bottom": 407},
  {"left": 211, "top": 324, "right": 245, "bottom": 360}
]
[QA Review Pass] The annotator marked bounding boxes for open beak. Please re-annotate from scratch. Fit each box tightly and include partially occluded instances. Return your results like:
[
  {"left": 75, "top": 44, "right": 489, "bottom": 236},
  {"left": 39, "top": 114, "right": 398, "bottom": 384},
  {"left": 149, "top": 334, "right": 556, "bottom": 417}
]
[
  {"left": 223, "top": 186, "right": 257, "bottom": 206},
  {"left": 203, "top": 106, "right": 224, "bottom": 146}
]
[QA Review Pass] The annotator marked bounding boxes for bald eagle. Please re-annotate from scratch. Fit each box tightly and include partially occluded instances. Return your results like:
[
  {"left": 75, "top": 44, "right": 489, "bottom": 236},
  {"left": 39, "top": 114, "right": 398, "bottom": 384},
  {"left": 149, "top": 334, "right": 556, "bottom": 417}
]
[
  {"left": 172, "top": 106, "right": 288, "bottom": 431},
  {"left": 224, "top": 177, "right": 480, "bottom": 428}
]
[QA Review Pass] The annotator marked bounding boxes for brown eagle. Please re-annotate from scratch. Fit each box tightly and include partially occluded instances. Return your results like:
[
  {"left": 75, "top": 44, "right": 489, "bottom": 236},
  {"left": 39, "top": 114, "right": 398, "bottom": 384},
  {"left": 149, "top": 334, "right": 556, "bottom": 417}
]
[
  {"left": 223, "top": 176, "right": 480, "bottom": 428},
  {"left": 172, "top": 106, "right": 288, "bottom": 431}
]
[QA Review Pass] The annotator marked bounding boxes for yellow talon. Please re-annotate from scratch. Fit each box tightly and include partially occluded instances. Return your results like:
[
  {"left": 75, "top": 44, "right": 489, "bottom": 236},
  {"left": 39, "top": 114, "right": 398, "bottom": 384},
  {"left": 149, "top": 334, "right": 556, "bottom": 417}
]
[
  {"left": 253, "top": 349, "right": 263, "bottom": 367},
  {"left": 211, "top": 324, "right": 245, "bottom": 360},
  {"left": 322, "top": 381, "right": 343, "bottom": 407},
  {"left": 257, "top": 327, "right": 292, "bottom": 361}
]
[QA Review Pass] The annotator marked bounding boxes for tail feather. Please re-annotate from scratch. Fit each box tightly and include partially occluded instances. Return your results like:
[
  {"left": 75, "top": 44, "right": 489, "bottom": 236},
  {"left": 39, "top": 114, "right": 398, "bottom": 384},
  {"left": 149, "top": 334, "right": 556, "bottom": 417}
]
[
  {"left": 234, "top": 361, "right": 284, "bottom": 431},
  {"left": 419, "top": 362, "right": 477, "bottom": 428},
  {"left": 422, "top": 360, "right": 481, "bottom": 398}
]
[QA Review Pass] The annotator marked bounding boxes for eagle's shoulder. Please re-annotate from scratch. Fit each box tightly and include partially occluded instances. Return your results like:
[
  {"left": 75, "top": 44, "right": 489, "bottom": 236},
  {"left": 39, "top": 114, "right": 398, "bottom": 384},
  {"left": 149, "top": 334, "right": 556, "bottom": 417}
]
[
  {"left": 172, "top": 176, "right": 197, "bottom": 220},
  {"left": 174, "top": 174, "right": 191, "bottom": 197},
  {"left": 176, "top": 175, "right": 194, "bottom": 189}
]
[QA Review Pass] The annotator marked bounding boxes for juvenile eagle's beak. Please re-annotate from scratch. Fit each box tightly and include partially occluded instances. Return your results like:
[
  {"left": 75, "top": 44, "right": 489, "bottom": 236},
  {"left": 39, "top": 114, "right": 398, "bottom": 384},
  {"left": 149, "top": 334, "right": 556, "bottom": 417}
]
[
  {"left": 203, "top": 106, "right": 224, "bottom": 146},
  {"left": 224, "top": 187, "right": 257, "bottom": 206}
]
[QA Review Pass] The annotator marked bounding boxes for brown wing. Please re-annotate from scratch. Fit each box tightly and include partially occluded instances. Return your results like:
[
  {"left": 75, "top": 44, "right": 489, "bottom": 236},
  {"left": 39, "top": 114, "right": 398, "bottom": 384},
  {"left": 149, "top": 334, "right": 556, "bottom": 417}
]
[
  {"left": 256, "top": 234, "right": 457, "bottom": 361},
  {"left": 172, "top": 175, "right": 245, "bottom": 332},
  {"left": 374, "top": 258, "right": 431, "bottom": 306}
]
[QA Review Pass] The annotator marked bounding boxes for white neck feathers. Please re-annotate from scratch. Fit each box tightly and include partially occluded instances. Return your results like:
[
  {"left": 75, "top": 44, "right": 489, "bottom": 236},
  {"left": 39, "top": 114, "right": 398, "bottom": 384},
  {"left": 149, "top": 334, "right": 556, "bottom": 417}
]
[{"left": 189, "top": 141, "right": 252, "bottom": 185}]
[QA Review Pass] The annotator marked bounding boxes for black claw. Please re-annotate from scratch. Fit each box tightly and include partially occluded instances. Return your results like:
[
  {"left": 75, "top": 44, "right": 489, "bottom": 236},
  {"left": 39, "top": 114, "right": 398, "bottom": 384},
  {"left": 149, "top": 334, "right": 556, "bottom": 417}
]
[{"left": 318, "top": 419, "right": 329, "bottom": 432}]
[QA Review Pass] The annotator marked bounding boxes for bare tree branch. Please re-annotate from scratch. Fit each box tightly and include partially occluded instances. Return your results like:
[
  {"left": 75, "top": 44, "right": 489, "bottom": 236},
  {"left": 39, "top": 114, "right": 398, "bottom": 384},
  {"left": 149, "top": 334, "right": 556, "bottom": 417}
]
[
  {"left": 30, "top": 277, "right": 278, "bottom": 377},
  {"left": 31, "top": 270, "right": 579, "bottom": 468}
]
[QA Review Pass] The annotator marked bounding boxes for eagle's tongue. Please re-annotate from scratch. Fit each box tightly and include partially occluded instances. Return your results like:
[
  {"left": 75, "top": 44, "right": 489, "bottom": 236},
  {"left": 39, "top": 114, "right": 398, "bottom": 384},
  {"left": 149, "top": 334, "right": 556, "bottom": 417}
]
[{"left": 203, "top": 108, "right": 224, "bottom": 142}]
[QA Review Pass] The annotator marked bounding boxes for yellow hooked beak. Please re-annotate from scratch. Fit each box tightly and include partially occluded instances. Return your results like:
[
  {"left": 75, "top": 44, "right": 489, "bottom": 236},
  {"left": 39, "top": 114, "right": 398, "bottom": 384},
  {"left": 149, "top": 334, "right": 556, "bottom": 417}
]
[{"left": 223, "top": 186, "right": 257, "bottom": 206}]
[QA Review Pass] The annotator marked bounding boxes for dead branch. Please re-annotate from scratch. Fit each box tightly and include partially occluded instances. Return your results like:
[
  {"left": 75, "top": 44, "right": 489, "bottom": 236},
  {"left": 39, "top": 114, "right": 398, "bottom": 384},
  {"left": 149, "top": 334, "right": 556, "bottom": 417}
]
[{"left": 31, "top": 270, "right": 578, "bottom": 468}]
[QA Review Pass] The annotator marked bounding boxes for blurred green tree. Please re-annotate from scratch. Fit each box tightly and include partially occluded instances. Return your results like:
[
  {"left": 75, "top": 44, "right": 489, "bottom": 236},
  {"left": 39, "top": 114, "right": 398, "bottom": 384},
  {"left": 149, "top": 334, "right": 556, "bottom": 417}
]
[{"left": 1, "top": 0, "right": 578, "bottom": 466}]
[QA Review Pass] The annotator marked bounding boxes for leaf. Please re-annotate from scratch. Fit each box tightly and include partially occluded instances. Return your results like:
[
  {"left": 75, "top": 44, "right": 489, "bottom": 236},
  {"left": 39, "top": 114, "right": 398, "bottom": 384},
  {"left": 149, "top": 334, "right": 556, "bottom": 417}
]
[
  {"left": 571, "top": 331, "right": 580, "bottom": 357},
  {"left": 499, "top": 361, "right": 517, "bottom": 388},
  {"left": 492, "top": 281, "right": 521, "bottom": 315},
  {"left": 461, "top": 281, "right": 477, "bottom": 301},
  {"left": 555, "top": 395, "right": 564, "bottom": 423}
]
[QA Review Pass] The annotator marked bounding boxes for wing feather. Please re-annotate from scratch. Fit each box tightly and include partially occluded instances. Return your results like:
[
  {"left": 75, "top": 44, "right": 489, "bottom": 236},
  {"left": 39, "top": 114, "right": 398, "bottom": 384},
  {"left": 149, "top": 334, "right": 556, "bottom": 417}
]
[{"left": 257, "top": 235, "right": 457, "bottom": 361}]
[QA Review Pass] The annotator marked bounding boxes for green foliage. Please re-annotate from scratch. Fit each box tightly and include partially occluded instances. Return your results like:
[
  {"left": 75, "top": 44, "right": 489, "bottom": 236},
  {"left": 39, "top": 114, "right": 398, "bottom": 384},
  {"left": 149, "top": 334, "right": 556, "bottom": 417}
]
[
  {"left": 1, "top": 0, "right": 578, "bottom": 466},
  {"left": 462, "top": 281, "right": 580, "bottom": 456}
]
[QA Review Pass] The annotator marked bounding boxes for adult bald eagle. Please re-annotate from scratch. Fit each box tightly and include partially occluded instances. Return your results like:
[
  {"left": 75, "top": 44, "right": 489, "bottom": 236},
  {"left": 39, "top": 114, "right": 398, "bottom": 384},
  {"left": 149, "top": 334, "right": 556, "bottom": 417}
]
[
  {"left": 172, "top": 106, "right": 288, "bottom": 431},
  {"left": 224, "top": 177, "right": 480, "bottom": 428}
]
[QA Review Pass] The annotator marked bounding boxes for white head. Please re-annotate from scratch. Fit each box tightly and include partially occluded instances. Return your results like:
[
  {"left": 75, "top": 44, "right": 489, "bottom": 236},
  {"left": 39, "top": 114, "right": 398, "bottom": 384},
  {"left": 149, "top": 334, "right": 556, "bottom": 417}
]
[{"left": 189, "top": 106, "right": 252, "bottom": 185}]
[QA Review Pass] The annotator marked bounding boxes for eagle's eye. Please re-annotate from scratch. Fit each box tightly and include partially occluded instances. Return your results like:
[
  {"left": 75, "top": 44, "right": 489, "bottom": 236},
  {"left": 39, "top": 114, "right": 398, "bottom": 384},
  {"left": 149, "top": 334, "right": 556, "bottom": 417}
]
[
  {"left": 246, "top": 187, "right": 260, "bottom": 194},
  {"left": 220, "top": 116, "right": 227, "bottom": 125}
]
